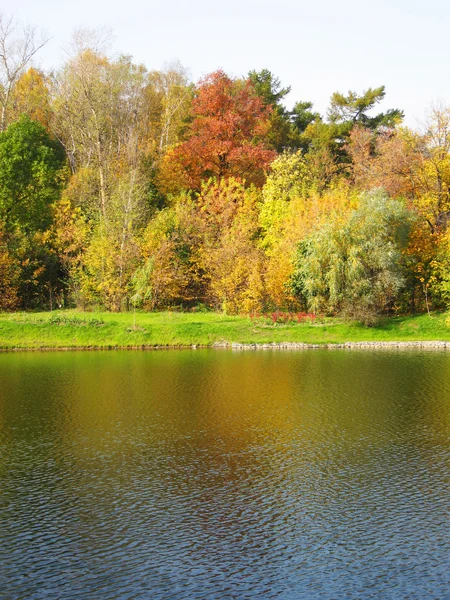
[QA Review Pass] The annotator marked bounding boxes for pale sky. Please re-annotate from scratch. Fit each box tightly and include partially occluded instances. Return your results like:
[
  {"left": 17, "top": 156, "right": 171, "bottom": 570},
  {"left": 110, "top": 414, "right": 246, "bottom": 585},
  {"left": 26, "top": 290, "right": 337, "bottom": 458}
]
[{"left": 2, "top": 0, "right": 449, "bottom": 127}]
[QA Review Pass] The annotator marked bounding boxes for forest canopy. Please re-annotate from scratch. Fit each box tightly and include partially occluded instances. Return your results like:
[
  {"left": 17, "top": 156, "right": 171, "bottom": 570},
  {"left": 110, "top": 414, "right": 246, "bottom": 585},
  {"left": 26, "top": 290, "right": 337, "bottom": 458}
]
[{"left": 1, "top": 14, "right": 449, "bottom": 322}]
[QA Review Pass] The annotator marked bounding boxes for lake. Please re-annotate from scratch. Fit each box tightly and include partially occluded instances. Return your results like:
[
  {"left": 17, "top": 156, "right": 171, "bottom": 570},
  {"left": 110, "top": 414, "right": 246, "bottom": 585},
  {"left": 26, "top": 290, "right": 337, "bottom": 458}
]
[{"left": 1, "top": 349, "right": 449, "bottom": 599}]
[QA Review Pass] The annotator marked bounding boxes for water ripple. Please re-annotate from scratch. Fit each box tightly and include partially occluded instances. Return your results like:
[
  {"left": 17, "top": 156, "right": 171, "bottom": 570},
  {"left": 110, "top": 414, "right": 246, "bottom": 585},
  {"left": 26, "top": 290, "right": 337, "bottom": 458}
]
[{"left": 0, "top": 350, "right": 449, "bottom": 599}]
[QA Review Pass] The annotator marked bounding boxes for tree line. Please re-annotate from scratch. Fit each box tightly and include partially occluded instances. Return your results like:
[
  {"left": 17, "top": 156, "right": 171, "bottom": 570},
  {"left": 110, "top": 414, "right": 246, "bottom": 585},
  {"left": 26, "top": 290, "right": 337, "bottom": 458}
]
[{"left": 1, "top": 15, "right": 450, "bottom": 323}]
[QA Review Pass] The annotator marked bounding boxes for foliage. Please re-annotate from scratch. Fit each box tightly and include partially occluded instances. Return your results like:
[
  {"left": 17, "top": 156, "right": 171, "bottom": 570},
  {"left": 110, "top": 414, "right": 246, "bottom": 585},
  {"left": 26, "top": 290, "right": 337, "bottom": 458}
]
[
  {"left": 0, "top": 116, "right": 66, "bottom": 233},
  {"left": 290, "top": 190, "right": 416, "bottom": 323},
  {"left": 428, "top": 229, "right": 450, "bottom": 309},
  {"left": 197, "top": 178, "right": 266, "bottom": 313},
  {"left": 0, "top": 13, "right": 48, "bottom": 130},
  {"left": 134, "top": 198, "right": 205, "bottom": 309},
  {"left": 10, "top": 67, "right": 52, "bottom": 129},
  {"left": 261, "top": 178, "right": 356, "bottom": 309},
  {"left": 248, "top": 68, "right": 294, "bottom": 152},
  {"left": 0, "top": 116, "right": 67, "bottom": 308},
  {"left": 260, "top": 150, "right": 313, "bottom": 249},
  {"left": 77, "top": 224, "right": 140, "bottom": 311},
  {"left": 0, "top": 32, "right": 449, "bottom": 321},
  {"left": 346, "top": 126, "right": 420, "bottom": 198},
  {"left": 327, "top": 86, "right": 403, "bottom": 129},
  {"left": 50, "top": 196, "right": 89, "bottom": 306},
  {"left": 0, "top": 224, "right": 19, "bottom": 310},
  {"left": 290, "top": 101, "right": 321, "bottom": 137},
  {"left": 299, "top": 87, "right": 404, "bottom": 186},
  {"left": 158, "top": 70, "right": 276, "bottom": 192}
]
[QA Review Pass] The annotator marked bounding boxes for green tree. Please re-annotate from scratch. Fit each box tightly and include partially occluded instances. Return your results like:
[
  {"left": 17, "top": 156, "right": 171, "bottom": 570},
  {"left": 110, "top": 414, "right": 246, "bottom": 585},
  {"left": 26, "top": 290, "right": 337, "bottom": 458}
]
[
  {"left": 291, "top": 101, "right": 321, "bottom": 134},
  {"left": 0, "top": 116, "right": 67, "bottom": 308},
  {"left": 290, "top": 190, "right": 416, "bottom": 323},
  {"left": 248, "top": 68, "right": 292, "bottom": 152},
  {"left": 248, "top": 69, "right": 320, "bottom": 152},
  {"left": 248, "top": 69, "right": 291, "bottom": 107},
  {"left": 328, "top": 86, "right": 403, "bottom": 129},
  {"left": 0, "top": 115, "right": 66, "bottom": 233},
  {"left": 290, "top": 101, "right": 321, "bottom": 151}
]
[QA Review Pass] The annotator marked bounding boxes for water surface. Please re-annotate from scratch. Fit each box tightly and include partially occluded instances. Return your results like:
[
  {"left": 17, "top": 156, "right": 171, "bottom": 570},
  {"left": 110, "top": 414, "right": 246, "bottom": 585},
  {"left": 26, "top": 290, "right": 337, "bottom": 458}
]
[{"left": 1, "top": 349, "right": 449, "bottom": 599}]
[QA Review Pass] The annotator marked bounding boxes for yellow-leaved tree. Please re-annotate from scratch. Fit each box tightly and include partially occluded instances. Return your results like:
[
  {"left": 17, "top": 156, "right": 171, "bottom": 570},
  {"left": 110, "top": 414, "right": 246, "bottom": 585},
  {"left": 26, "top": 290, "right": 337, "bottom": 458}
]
[
  {"left": 196, "top": 178, "right": 265, "bottom": 314},
  {"left": 260, "top": 151, "right": 356, "bottom": 307}
]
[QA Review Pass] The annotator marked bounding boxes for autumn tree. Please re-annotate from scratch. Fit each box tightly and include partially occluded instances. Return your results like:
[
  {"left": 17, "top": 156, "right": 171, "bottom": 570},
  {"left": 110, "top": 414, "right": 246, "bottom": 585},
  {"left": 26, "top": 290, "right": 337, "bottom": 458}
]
[
  {"left": 0, "top": 13, "right": 48, "bottom": 130},
  {"left": 132, "top": 178, "right": 267, "bottom": 313},
  {"left": 76, "top": 224, "right": 141, "bottom": 311},
  {"left": 195, "top": 178, "right": 266, "bottom": 313},
  {"left": 301, "top": 86, "right": 404, "bottom": 185},
  {"left": 346, "top": 125, "right": 420, "bottom": 198},
  {"left": 147, "top": 62, "right": 193, "bottom": 155},
  {"left": 259, "top": 153, "right": 356, "bottom": 307},
  {"left": 142, "top": 63, "right": 193, "bottom": 208},
  {"left": 50, "top": 195, "right": 89, "bottom": 307},
  {"left": 158, "top": 70, "right": 276, "bottom": 193},
  {"left": 429, "top": 229, "right": 450, "bottom": 309},
  {"left": 52, "top": 45, "right": 120, "bottom": 222},
  {"left": 259, "top": 151, "right": 313, "bottom": 249},
  {"left": 402, "top": 221, "right": 441, "bottom": 313},
  {"left": 415, "top": 104, "right": 450, "bottom": 231},
  {"left": 52, "top": 39, "right": 168, "bottom": 308},
  {"left": 0, "top": 224, "right": 19, "bottom": 310},
  {"left": 348, "top": 105, "right": 450, "bottom": 233},
  {"left": 132, "top": 198, "right": 205, "bottom": 309},
  {"left": 10, "top": 67, "right": 52, "bottom": 128}
]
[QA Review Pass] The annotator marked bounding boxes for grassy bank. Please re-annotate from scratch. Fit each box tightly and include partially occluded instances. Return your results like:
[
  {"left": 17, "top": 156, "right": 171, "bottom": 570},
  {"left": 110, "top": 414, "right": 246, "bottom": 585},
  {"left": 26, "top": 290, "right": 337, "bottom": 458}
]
[{"left": 0, "top": 310, "right": 450, "bottom": 350}]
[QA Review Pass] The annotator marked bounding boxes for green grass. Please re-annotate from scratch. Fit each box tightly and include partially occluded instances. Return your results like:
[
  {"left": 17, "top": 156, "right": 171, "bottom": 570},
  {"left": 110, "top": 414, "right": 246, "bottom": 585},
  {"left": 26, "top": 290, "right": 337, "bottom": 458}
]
[{"left": 0, "top": 310, "right": 450, "bottom": 350}]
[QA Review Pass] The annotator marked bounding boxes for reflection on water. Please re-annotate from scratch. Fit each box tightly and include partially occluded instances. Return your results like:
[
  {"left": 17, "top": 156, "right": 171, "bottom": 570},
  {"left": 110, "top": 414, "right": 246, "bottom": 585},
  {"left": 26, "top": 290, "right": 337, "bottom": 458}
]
[{"left": 0, "top": 350, "right": 450, "bottom": 599}]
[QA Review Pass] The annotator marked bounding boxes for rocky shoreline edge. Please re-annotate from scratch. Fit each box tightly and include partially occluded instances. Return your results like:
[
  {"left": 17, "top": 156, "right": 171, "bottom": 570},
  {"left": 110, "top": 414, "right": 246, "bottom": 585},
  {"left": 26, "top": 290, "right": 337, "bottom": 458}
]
[
  {"left": 228, "top": 341, "right": 449, "bottom": 350},
  {"left": 0, "top": 340, "right": 449, "bottom": 352}
]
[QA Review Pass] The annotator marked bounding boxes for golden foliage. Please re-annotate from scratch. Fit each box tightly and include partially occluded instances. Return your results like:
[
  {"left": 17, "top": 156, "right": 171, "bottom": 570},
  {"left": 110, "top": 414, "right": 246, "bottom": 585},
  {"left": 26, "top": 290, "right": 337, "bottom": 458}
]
[
  {"left": 0, "top": 228, "right": 19, "bottom": 310},
  {"left": 10, "top": 68, "right": 52, "bottom": 129}
]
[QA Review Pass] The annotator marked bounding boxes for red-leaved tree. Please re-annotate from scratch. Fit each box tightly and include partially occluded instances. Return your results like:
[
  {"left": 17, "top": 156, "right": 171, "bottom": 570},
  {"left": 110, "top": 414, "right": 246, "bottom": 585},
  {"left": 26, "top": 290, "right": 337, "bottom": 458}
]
[{"left": 158, "top": 70, "right": 276, "bottom": 192}]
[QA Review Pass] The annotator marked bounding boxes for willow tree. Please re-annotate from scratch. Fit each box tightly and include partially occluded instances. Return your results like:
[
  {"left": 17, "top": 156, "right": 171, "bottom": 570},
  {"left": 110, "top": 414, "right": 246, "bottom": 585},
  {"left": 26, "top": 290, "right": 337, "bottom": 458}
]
[{"left": 290, "top": 190, "right": 416, "bottom": 323}]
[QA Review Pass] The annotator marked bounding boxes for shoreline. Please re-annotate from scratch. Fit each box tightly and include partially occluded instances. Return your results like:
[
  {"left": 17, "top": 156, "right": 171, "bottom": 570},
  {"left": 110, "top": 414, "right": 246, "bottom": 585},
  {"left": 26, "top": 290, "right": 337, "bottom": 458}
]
[
  {"left": 2, "top": 310, "right": 450, "bottom": 352},
  {"left": 0, "top": 340, "right": 449, "bottom": 353}
]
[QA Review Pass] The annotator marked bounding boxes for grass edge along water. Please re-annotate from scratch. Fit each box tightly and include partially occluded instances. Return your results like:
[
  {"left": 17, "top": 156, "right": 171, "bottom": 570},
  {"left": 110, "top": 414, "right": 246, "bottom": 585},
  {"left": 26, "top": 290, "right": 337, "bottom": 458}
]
[{"left": 1, "top": 310, "right": 450, "bottom": 350}]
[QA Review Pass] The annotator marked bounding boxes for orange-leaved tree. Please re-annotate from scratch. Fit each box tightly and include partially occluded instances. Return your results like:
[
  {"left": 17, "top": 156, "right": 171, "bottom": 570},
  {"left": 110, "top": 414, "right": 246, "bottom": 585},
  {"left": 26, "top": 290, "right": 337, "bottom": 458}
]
[
  {"left": 158, "top": 70, "right": 276, "bottom": 193},
  {"left": 0, "top": 224, "right": 19, "bottom": 310}
]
